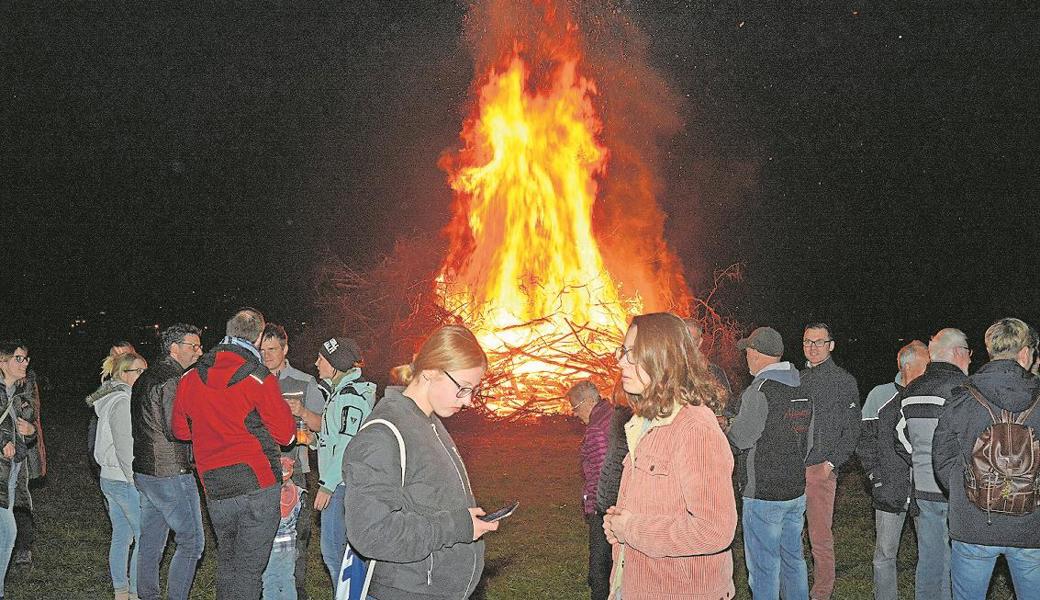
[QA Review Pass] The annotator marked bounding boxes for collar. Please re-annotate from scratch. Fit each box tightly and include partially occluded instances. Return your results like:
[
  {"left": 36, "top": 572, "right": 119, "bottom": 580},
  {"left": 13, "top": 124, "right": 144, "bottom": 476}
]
[
  {"left": 756, "top": 361, "right": 788, "bottom": 375},
  {"left": 806, "top": 356, "right": 834, "bottom": 369},
  {"left": 276, "top": 360, "right": 299, "bottom": 380},
  {"left": 325, "top": 367, "right": 362, "bottom": 391},
  {"left": 625, "top": 403, "right": 683, "bottom": 433},
  {"left": 928, "top": 360, "right": 964, "bottom": 373},
  {"left": 222, "top": 336, "right": 262, "bottom": 362}
]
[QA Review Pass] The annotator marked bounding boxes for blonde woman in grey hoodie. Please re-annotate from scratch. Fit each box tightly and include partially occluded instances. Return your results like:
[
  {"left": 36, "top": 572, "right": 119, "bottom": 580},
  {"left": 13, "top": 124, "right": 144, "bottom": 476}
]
[{"left": 87, "top": 351, "right": 147, "bottom": 600}]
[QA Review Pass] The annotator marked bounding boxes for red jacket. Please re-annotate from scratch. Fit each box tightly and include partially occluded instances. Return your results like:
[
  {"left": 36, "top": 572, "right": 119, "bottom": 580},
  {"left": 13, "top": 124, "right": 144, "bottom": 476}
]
[{"left": 172, "top": 343, "right": 295, "bottom": 499}]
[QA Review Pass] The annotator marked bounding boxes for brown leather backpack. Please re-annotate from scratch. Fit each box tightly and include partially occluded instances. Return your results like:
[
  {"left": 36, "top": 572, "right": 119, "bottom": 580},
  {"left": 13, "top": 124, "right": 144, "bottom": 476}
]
[{"left": 963, "top": 385, "right": 1040, "bottom": 520}]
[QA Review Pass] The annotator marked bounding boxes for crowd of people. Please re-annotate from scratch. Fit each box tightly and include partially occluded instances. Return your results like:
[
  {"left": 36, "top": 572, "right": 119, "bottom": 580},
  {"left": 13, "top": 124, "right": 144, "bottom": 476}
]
[
  {"left": 0, "top": 309, "right": 1038, "bottom": 600},
  {"left": 79, "top": 309, "right": 496, "bottom": 600},
  {"left": 1, "top": 308, "right": 499, "bottom": 600},
  {"left": 572, "top": 316, "right": 1040, "bottom": 600}
]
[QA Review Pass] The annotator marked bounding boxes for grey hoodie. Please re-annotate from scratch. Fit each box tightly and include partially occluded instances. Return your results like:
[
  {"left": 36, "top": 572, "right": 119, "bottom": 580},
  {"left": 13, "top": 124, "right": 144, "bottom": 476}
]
[
  {"left": 342, "top": 387, "right": 483, "bottom": 600},
  {"left": 92, "top": 381, "right": 135, "bottom": 483}
]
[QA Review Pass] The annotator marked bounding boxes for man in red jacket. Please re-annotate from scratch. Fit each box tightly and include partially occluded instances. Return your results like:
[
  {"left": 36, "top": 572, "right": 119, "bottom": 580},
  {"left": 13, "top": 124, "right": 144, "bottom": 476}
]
[{"left": 172, "top": 308, "right": 295, "bottom": 600}]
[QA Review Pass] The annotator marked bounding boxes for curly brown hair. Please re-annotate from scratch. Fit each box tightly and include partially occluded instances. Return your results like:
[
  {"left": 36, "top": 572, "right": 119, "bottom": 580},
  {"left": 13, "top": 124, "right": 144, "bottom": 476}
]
[{"left": 623, "top": 312, "right": 724, "bottom": 420}]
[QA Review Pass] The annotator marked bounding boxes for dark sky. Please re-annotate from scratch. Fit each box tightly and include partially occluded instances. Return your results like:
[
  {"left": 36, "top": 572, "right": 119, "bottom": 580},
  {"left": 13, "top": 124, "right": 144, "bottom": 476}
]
[{"left": 4, "top": 2, "right": 1039, "bottom": 382}]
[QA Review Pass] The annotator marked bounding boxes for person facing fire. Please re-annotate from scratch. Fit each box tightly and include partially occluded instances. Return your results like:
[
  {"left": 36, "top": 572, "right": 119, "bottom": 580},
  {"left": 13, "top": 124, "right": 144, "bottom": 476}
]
[
  {"left": 342, "top": 325, "right": 499, "bottom": 600},
  {"left": 603, "top": 312, "right": 736, "bottom": 600},
  {"left": 683, "top": 318, "right": 734, "bottom": 423},
  {"left": 857, "top": 340, "right": 930, "bottom": 600},
  {"left": 727, "top": 326, "right": 812, "bottom": 599}
]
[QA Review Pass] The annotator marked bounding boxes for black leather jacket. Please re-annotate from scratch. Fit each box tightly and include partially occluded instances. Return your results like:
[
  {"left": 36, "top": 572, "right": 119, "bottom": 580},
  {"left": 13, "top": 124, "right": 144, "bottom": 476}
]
[{"left": 131, "top": 355, "right": 192, "bottom": 477}]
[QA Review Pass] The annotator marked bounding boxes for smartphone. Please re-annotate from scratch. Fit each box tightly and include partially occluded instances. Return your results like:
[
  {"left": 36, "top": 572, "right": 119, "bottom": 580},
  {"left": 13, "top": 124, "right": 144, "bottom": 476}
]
[{"left": 479, "top": 500, "right": 519, "bottom": 522}]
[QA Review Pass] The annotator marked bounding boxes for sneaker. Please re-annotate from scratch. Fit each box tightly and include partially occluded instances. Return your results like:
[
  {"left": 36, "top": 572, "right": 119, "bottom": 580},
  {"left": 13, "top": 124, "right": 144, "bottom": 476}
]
[{"left": 14, "top": 549, "right": 31, "bottom": 565}]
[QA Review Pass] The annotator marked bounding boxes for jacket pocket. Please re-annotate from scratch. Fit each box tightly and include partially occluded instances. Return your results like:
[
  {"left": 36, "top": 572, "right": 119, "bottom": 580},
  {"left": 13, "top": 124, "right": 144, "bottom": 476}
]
[{"left": 633, "top": 455, "right": 671, "bottom": 477}]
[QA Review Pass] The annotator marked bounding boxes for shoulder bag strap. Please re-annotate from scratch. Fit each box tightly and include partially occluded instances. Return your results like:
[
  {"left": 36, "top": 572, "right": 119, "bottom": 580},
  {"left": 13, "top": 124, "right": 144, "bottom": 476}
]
[
  {"left": 351, "top": 418, "right": 408, "bottom": 597},
  {"left": 359, "top": 418, "right": 407, "bottom": 485}
]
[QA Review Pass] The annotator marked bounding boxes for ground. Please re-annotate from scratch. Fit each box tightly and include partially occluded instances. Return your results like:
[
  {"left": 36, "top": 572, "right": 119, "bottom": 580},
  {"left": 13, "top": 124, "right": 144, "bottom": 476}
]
[{"left": 11, "top": 393, "right": 1018, "bottom": 599}]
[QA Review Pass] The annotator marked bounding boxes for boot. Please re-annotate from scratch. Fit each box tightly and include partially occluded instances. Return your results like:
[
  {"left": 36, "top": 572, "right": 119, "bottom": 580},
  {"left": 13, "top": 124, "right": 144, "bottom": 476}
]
[{"left": 114, "top": 588, "right": 130, "bottom": 600}]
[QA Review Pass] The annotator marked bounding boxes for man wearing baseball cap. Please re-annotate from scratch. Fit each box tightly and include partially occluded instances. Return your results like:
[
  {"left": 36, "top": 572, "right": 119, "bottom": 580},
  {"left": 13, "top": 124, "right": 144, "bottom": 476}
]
[
  {"left": 727, "top": 327, "right": 813, "bottom": 599},
  {"left": 313, "top": 336, "right": 376, "bottom": 592}
]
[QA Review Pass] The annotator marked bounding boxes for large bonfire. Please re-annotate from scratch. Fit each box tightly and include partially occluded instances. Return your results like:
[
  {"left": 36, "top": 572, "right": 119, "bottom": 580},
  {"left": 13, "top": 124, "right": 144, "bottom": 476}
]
[{"left": 433, "top": 1, "right": 692, "bottom": 416}]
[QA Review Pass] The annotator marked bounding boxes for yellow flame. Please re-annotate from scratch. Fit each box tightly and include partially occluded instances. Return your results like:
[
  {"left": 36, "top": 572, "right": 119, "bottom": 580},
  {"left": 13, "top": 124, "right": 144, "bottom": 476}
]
[{"left": 438, "top": 47, "right": 641, "bottom": 413}]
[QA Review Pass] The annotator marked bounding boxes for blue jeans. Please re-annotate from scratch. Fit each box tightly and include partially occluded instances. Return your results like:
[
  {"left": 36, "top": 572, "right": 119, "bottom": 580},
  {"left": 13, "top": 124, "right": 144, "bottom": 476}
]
[
  {"left": 914, "top": 499, "right": 951, "bottom": 600},
  {"left": 321, "top": 484, "right": 347, "bottom": 590},
  {"left": 742, "top": 495, "right": 809, "bottom": 600},
  {"left": 0, "top": 461, "right": 21, "bottom": 598},
  {"left": 101, "top": 478, "right": 142, "bottom": 596},
  {"left": 951, "top": 541, "right": 1040, "bottom": 599},
  {"left": 135, "top": 473, "right": 205, "bottom": 600},
  {"left": 873, "top": 510, "right": 908, "bottom": 600},
  {"left": 263, "top": 546, "right": 297, "bottom": 600}
]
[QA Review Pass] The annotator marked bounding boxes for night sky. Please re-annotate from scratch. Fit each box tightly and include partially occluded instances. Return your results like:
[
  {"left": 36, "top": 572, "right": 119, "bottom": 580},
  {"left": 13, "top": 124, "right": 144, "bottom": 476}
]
[{"left": 5, "top": 2, "right": 1039, "bottom": 384}]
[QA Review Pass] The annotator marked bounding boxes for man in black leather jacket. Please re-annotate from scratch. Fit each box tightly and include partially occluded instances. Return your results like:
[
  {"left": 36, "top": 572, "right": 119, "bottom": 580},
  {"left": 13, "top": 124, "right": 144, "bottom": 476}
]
[{"left": 131, "top": 323, "right": 204, "bottom": 600}]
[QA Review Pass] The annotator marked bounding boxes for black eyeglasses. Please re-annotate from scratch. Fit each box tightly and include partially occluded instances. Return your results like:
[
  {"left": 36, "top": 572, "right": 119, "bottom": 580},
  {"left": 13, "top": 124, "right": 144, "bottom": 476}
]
[
  {"left": 957, "top": 346, "right": 974, "bottom": 359},
  {"left": 123, "top": 368, "right": 146, "bottom": 374},
  {"left": 175, "top": 341, "right": 202, "bottom": 352},
  {"left": 442, "top": 370, "right": 483, "bottom": 400},
  {"left": 802, "top": 339, "right": 832, "bottom": 348},
  {"left": 614, "top": 345, "right": 636, "bottom": 365}
]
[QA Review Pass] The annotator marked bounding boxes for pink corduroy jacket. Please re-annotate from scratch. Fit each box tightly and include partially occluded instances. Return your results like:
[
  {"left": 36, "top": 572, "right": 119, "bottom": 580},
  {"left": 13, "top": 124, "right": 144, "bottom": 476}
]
[{"left": 611, "top": 403, "right": 737, "bottom": 600}]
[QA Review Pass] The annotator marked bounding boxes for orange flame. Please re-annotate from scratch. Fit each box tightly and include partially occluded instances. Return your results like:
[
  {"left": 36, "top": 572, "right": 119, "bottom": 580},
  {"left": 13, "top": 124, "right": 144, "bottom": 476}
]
[{"left": 437, "top": 4, "right": 685, "bottom": 414}]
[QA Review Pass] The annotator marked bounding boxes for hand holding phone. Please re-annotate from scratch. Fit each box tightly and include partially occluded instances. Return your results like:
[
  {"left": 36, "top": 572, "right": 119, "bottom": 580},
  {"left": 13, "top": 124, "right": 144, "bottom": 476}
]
[{"left": 479, "top": 500, "right": 519, "bottom": 522}]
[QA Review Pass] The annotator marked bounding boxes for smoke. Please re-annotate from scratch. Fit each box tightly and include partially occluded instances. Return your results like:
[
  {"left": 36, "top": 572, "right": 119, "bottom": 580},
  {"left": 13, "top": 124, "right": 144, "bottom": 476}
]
[{"left": 453, "top": 0, "right": 692, "bottom": 312}]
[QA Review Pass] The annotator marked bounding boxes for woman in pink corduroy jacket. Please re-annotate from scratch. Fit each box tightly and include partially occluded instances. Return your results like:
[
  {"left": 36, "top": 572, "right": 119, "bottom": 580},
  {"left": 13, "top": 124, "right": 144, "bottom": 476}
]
[{"left": 603, "top": 312, "right": 738, "bottom": 600}]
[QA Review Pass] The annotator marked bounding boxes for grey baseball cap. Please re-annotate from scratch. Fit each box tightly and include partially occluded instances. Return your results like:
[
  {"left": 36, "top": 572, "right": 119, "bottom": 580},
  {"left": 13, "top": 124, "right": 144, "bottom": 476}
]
[{"left": 736, "top": 327, "right": 784, "bottom": 357}]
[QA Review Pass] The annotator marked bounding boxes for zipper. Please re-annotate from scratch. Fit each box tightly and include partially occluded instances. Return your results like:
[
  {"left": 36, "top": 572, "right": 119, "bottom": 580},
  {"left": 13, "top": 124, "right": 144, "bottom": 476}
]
[
  {"left": 464, "top": 547, "right": 477, "bottom": 599},
  {"left": 430, "top": 422, "right": 477, "bottom": 599},
  {"left": 431, "top": 423, "right": 468, "bottom": 493}
]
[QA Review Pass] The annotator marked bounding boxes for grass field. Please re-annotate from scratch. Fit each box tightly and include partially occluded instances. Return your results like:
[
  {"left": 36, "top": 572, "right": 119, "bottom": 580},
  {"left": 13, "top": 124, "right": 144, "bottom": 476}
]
[{"left": 10, "top": 393, "right": 1018, "bottom": 599}]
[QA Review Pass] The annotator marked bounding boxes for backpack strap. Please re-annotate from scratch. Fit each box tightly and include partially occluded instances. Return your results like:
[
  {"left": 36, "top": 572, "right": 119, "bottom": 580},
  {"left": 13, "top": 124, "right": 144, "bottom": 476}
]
[
  {"left": 965, "top": 384, "right": 1000, "bottom": 424},
  {"left": 1013, "top": 391, "right": 1040, "bottom": 426}
]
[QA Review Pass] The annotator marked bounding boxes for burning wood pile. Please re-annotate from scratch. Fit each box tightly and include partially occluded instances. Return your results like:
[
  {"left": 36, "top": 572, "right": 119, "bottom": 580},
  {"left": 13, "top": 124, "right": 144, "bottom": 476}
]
[
  {"left": 432, "top": 1, "right": 688, "bottom": 416},
  {"left": 314, "top": 1, "right": 745, "bottom": 418}
]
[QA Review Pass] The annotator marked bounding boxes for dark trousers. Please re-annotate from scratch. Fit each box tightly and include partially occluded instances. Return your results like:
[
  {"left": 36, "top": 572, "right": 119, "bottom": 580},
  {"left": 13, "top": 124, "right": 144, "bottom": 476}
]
[
  {"left": 587, "top": 512, "right": 612, "bottom": 600},
  {"left": 207, "top": 484, "right": 281, "bottom": 600},
  {"left": 293, "top": 471, "right": 312, "bottom": 600},
  {"left": 13, "top": 507, "right": 31, "bottom": 553}
]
